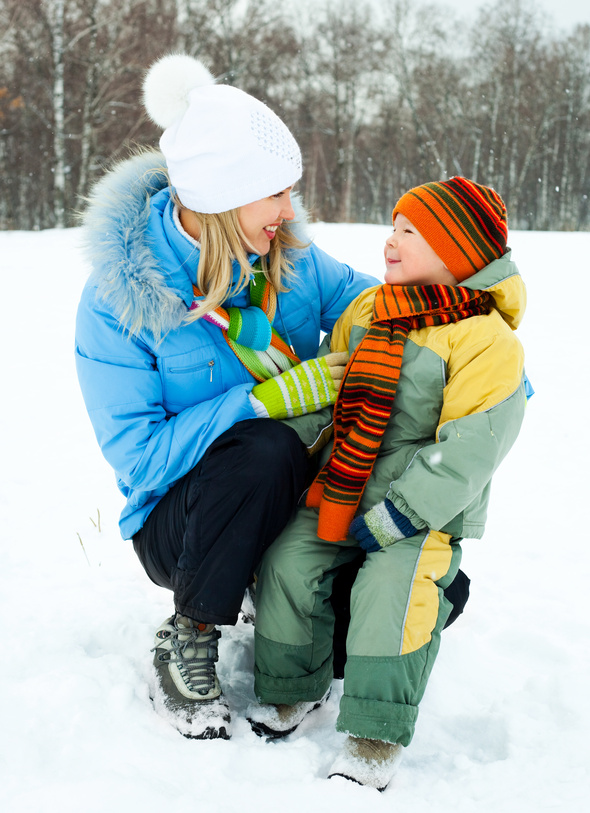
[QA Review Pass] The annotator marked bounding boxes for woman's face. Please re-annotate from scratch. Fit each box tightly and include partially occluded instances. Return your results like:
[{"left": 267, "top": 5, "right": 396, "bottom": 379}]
[{"left": 237, "top": 187, "right": 295, "bottom": 255}]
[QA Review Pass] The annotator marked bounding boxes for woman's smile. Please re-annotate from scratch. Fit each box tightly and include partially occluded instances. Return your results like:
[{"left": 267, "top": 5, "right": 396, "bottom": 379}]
[{"left": 238, "top": 188, "right": 295, "bottom": 255}]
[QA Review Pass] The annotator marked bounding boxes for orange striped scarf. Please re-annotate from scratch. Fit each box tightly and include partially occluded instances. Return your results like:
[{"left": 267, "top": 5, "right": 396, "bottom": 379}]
[{"left": 306, "top": 284, "right": 492, "bottom": 541}]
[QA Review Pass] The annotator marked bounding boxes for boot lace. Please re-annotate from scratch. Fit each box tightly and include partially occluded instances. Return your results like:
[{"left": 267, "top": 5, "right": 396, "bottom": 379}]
[{"left": 154, "top": 623, "right": 221, "bottom": 696}]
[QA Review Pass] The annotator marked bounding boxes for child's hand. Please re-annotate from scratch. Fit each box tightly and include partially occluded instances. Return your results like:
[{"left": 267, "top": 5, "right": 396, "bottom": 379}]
[{"left": 349, "top": 499, "right": 419, "bottom": 552}]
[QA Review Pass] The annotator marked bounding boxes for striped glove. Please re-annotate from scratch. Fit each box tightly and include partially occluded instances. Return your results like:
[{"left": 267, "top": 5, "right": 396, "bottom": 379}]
[
  {"left": 249, "top": 352, "right": 348, "bottom": 420},
  {"left": 349, "top": 499, "right": 419, "bottom": 552}
]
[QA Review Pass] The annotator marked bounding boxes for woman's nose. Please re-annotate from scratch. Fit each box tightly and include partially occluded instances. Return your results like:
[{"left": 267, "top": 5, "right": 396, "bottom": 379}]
[{"left": 281, "top": 193, "right": 295, "bottom": 221}]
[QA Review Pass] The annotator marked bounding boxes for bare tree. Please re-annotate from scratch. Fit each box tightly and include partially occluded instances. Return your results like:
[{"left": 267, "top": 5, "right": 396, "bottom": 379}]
[
  {"left": 298, "top": 0, "right": 382, "bottom": 221},
  {"left": 1, "top": 0, "right": 589, "bottom": 230}
]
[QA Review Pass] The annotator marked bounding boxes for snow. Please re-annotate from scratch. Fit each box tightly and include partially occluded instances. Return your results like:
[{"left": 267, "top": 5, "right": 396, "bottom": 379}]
[{"left": 1, "top": 223, "right": 588, "bottom": 811}]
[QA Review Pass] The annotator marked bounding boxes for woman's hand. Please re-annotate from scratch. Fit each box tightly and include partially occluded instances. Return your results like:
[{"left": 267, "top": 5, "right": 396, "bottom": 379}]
[
  {"left": 248, "top": 352, "right": 349, "bottom": 420},
  {"left": 324, "top": 351, "right": 349, "bottom": 391}
]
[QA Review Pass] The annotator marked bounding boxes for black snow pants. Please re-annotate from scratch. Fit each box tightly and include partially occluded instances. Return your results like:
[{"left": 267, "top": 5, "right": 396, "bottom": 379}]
[{"left": 133, "top": 418, "right": 309, "bottom": 626}]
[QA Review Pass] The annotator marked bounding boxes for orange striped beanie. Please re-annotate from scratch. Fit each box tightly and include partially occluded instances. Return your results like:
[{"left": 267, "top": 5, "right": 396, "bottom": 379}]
[{"left": 392, "top": 177, "right": 508, "bottom": 282}]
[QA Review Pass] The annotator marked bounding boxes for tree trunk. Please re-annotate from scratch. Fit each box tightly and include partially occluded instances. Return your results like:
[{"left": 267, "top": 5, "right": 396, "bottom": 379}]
[{"left": 49, "top": 0, "right": 67, "bottom": 228}]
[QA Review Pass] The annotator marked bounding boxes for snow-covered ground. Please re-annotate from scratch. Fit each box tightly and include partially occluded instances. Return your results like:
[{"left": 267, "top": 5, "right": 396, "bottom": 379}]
[{"left": 1, "top": 223, "right": 588, "bottom": 812}]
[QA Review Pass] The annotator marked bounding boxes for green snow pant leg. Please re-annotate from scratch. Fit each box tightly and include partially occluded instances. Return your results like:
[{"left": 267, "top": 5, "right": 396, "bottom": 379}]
[
  {"left": 336, "top": 531, "right": 463, "bottom": 746},
  {"left": 253, "top": 506, "right": 359, "bottom": 704}
]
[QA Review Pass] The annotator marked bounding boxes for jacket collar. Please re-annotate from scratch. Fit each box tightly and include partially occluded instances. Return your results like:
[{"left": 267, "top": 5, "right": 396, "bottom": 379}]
[
  {"left": 82, "top": 149, "right": 309, "bottom": 339},
  {"left": 462, "top": 251, "right": 527, "bottom": 331}
]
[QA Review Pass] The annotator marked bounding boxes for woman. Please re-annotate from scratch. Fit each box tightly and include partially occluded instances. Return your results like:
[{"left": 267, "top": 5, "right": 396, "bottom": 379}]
[{"left": 75, "top": 54, "right": 378, "bottom": 741}]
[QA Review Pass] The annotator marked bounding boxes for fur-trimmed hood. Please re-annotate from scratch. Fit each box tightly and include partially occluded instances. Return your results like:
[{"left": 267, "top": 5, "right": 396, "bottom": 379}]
[{"left": 81, "top": 149, "right": 310, "bottom": 337}]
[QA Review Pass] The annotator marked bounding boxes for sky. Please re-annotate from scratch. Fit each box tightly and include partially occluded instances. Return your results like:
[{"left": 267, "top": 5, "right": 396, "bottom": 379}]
[
  {"left": 1, "top": 223, "right": 589, "bottom": 812},
  {"left": 437, "top": 0, "right": 590, "bottom": 30}
]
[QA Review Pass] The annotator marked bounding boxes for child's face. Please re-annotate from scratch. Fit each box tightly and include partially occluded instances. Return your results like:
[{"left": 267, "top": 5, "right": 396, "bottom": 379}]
[{"left": 384, "top": 214, "right": 458, "bottom": 286}]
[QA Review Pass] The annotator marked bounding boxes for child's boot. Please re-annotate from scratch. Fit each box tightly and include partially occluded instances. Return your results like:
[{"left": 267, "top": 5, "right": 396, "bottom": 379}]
[
  {"left": 328, "top": 736, "right": 403, "bottom": 791},
  {"left": 246, "top": 689, "right": 330, "bottom": 738}
]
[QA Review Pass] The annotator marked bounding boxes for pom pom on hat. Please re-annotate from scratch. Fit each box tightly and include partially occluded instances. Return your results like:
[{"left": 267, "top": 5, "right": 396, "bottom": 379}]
[
  {"left": 143, "top": 54, "right": 215, "bottom": 129},
  {"left": 392, "top": 177, "right": 508, "bottom": 281},
  {"left": 142, "top": 53, "right": 302, "bottom": 214}
]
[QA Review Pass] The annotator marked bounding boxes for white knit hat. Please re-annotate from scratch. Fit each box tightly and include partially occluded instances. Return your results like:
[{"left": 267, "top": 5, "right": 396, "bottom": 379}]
[{"left": 143, "top": 54, "right": 302, "bottom": 213}]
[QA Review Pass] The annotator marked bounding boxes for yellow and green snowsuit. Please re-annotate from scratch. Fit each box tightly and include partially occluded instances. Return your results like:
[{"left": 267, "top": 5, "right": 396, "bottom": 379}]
[{"left": 253, "top": 251, "right": 527, "bottom": 746}]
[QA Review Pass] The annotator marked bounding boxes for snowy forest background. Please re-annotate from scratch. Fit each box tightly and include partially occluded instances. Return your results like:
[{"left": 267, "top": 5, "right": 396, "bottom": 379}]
[{"left": 2, "top": 0, "right": 590, "bottom": 232}]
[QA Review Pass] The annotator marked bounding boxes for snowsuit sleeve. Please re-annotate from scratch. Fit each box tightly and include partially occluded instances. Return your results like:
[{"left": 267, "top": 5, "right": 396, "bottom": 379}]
[{"left": 387, "top": 314, "right": 527, "bottom": 536}]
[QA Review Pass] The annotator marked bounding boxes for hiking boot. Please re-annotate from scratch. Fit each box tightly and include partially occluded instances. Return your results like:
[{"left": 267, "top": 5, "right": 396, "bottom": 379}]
[
  {"left": 150, "top": 614, "right": 231, "bottom": 740},
  {"left": 246, "top": 688, "right": 331, "bottom": 739},
  {"left": 328, "top": 736, "right": 403, "bottom": 791},
  {"left": 240, "top": 582, "right": 256, "bottom": 625}
]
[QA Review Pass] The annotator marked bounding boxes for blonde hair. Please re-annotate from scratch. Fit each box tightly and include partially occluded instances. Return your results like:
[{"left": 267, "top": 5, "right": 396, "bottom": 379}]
[{"left": 183, "top": 206, "right": 306, "bottom": 322}]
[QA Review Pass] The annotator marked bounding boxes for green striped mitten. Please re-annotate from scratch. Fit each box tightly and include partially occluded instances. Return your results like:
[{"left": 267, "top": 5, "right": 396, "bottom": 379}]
[{"left": 249, "top": 352, "right": 348, "bottom": 420}]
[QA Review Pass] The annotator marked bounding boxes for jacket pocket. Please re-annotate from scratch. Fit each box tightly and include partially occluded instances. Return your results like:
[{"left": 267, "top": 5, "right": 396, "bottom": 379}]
[{"left": 161, "top": 351, "right": 221, "bottom": 411}]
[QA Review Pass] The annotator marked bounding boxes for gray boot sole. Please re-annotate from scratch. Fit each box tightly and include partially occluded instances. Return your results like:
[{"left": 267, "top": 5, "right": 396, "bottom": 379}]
[{"left": 150, "top": 667, "right": 231, "bottom": 740}]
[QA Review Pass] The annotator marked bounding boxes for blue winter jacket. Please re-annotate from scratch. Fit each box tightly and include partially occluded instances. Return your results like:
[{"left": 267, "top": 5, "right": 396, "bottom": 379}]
[{"left": 75, "top": 151, "right": 379, "bottom": 539}]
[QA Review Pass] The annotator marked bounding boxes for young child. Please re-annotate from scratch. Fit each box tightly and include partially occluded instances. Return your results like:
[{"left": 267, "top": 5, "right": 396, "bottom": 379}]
[{"left": 246, "top": 177, "right": 527, "bottom": 790}]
